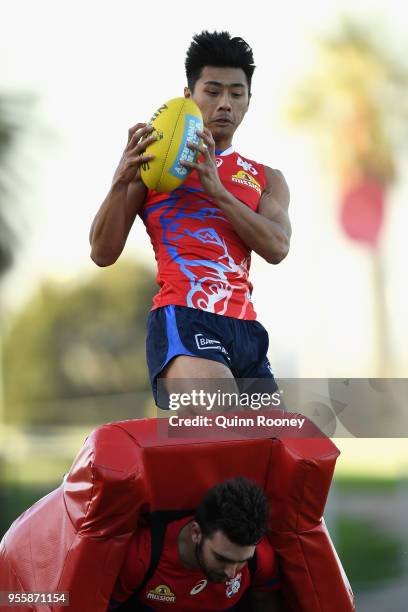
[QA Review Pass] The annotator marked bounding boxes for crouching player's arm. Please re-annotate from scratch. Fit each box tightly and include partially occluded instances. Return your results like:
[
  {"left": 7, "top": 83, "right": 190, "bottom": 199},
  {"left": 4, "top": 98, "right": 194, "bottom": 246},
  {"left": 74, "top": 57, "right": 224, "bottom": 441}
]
[
  {"left": 106, "top": 528, "right": 147, "bottom": 610},
  {"left": 249, "top": 588, "right": 280, "bottom": 611},
  {"left": 249, "top": 537, "right": 281, "bottom": 611}
]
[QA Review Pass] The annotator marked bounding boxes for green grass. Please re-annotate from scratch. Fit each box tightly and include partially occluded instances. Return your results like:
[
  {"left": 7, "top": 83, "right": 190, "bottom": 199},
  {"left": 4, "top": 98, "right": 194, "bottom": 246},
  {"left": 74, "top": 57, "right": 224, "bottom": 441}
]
[
  {"left": 333, "top": 474, "right": 403, "bottom": 493},
  {"left": 0, "top": 483, "right": 54, "bottom": 539},
  {"left": 336, "top": 516, "right": 404, "bottom": 592}
]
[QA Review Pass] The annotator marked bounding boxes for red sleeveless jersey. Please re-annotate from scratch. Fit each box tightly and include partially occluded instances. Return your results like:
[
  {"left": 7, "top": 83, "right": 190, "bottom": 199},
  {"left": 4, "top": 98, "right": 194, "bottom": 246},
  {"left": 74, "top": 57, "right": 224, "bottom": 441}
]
[{"left": 140, "top": 148, "right": 267, "bottom": 320}]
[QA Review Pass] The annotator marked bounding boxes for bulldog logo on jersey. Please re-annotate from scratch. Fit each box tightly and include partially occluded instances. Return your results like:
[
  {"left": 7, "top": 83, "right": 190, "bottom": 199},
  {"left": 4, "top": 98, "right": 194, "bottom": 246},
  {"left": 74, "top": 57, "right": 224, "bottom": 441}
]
[
  {"left": 231, "top": 170, "right": 261, "bottom": 194},
  {"left": 225, "top": 573, "right": 242, "bottom": 598},
  {"left": 237, "top": 156, "right": 258, "bottom": 175}
]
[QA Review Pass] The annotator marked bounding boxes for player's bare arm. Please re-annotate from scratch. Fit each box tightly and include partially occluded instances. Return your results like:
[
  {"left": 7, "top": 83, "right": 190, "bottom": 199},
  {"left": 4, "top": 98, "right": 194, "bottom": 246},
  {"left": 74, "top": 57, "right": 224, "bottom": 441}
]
[
  {"left": 184, "top": 128, "right": 291, "bottom": 264},
  {"left": 89, "top": 123, "right": 155, "bottom": 267}
]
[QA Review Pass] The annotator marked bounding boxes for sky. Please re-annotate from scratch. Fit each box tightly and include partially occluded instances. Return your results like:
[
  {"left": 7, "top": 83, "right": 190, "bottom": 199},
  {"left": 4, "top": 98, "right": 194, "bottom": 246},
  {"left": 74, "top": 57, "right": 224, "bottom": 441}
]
[{"left": 1, "top": 0, "right": 408, "bottom": 405}]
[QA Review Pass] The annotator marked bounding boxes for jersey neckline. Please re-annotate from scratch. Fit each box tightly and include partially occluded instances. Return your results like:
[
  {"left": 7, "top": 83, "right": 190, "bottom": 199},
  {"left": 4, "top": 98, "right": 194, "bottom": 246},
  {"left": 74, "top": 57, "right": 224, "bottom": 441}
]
[{"left": 215, "top": 145, "right": 234, "bottom": 157}]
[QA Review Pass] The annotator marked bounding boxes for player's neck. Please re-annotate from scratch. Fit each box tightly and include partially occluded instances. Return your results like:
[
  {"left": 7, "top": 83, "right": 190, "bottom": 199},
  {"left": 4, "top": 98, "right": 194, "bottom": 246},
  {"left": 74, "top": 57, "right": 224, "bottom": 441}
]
[
  {"left": 214, "top": 138, "right": 233, "bottom": 153},
  {"left": 178, "top": 521, "right": 200, "bottom": 570}
]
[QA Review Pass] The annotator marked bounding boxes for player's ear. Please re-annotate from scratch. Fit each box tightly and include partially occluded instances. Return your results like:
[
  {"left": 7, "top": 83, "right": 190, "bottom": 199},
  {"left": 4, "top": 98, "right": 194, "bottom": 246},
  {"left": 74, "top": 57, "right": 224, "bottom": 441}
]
[
  {"left": 184, "top": 86, "right": 192, "bottom": 99},
  {"left": 191, "top": 522, "right": 202, "bottom": 543}
]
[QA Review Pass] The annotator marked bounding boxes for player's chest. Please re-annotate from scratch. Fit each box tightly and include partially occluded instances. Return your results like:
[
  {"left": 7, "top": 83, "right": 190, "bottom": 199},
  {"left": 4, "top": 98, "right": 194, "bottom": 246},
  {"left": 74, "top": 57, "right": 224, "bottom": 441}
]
[
  {"left": 187, "top": 154, "right": 264, "bottom": 212},
  {"left": 140, "top": 566, "right": 249, "bottom": 610}
]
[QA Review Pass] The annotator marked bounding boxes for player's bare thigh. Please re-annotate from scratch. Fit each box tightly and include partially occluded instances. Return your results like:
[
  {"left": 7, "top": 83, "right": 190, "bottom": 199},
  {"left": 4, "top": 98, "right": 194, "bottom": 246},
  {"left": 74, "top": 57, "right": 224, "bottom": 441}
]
[{"left": 160, "top": 355, "right": 239, "bottom": 416}]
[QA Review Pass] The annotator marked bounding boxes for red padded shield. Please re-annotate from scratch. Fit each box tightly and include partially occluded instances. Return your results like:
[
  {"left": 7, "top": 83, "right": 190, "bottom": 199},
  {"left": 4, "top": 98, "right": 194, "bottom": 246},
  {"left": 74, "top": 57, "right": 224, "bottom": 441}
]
[{"left": 0, "top": 415, "right": 355, "bottom": 611}]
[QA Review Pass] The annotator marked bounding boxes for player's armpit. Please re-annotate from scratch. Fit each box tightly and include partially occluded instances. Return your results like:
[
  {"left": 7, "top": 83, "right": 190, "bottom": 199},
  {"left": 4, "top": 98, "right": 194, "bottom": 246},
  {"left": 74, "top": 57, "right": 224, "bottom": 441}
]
[
  {"left": 106, "top": 598, "right": 123, "bottom": 610},
  {"left": 249, "top": 588, "right": 281, "bottom": 611}
]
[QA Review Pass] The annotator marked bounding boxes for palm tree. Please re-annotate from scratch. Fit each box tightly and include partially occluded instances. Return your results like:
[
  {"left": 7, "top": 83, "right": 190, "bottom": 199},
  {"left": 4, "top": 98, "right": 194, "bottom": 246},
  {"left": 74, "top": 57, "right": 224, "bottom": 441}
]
[
  {"left": 287, "top": 19, "right": 408, "bottom": 376},
  {"left": 0, "top": 95, "right": 19, "bottom": 278},
  {"left": 0, "top": 91, "right": 31, "bottom": 421}
]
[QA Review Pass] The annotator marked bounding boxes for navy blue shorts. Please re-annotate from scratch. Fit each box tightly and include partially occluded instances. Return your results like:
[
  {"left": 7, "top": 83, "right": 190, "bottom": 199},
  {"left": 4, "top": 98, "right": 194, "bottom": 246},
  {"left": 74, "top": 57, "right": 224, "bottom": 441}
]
[{"left": 146, "top": 305, "right": 277, "bottom": 407}]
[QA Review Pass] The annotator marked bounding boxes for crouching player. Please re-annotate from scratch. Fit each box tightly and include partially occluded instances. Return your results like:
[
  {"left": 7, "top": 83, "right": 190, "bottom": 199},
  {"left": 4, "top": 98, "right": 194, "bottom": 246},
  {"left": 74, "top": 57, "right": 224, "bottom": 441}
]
[{"left": 108, "top": 477, "right": 280, "bottom": 611}]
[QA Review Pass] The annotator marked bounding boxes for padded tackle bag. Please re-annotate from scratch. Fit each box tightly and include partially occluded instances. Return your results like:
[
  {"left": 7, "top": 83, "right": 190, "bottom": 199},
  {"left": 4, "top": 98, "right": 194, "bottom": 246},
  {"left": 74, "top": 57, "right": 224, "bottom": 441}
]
[{"left": 0, "top": 413, "right": 355, "bottom": 611}]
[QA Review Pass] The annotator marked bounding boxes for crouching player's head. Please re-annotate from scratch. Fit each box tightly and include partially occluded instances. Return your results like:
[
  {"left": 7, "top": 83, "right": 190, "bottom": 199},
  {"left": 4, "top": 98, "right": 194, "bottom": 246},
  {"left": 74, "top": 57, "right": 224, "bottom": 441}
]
[{"left": 191, "top": 476, "right": 269, "bottom": 583}]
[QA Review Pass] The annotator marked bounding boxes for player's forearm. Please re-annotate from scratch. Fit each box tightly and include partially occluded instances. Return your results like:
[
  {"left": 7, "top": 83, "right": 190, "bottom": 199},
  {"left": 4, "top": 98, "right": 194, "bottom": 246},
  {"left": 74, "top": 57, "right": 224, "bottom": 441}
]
[
  {"left": 214, "top": 189, "right": 290, "bottom": 264},
  {"left": 90, "top": 122, "right": 153, "bottom": 267},
  {"left": 90, "top": 180, "right": 142, "bottom": 267}
]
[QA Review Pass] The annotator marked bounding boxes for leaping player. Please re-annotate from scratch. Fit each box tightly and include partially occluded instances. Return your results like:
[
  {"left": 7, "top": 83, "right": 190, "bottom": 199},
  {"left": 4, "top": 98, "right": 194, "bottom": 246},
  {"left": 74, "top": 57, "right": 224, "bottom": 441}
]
[{"left": 90, "top": 31, "right": 291, "bottom": 412}]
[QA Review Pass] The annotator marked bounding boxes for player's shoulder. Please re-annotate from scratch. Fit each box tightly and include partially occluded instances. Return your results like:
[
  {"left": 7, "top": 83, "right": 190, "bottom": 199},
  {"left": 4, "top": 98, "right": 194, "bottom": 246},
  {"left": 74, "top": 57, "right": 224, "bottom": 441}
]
[
  {"left": 262, "top": 166, "right": 290, "bottom": 203},
  {"left": 251, "top": 536, "right": 281, "bottom": 589},
  {"left": 254, "top": 535, "right": 279, "bottom": 576},
  {"left": 263, "top": 166, "right": 288, "bottom": 184},
  {"left": 232, "top": 150, "right": 265, "bottom": 171},
  {"left": 230, "top": 153, "right": 287, "bottom": 188},
  {"left": 256, "top": 535, "right": 275, "bottom": 555}
]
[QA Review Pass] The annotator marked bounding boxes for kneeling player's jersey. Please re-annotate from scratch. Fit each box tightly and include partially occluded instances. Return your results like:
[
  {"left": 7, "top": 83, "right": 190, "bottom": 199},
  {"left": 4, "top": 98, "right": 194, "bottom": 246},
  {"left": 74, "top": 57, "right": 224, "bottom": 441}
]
[
  {"left": 110, "top": 515, "right": 280, "bottom": 611},
  {"left": 140, "top": 148, "right": 267, "bottom": 321}
]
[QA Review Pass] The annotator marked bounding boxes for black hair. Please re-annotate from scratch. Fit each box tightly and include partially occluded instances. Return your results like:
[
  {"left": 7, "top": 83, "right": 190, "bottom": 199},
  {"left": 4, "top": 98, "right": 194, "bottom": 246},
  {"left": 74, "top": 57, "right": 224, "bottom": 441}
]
[
  {"left": 195, "top": 477, "right": 269, "bottom": 546},
  {"left": 185, "top": 30, "right": 255, "bottom": 93}
]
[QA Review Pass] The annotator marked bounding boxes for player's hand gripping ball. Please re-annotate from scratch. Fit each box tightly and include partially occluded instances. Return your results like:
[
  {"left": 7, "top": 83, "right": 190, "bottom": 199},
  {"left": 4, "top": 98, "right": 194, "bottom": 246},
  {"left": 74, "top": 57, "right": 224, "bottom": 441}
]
[{"left": 140, "top": 97, "right": 203, "bottom": 193}]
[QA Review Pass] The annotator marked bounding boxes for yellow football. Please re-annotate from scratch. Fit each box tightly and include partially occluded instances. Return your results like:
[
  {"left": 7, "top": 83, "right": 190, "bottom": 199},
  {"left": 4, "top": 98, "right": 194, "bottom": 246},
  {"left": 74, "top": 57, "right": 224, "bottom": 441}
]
[{"left": 140, "top": 97, "right": 203, "bottom": 193}]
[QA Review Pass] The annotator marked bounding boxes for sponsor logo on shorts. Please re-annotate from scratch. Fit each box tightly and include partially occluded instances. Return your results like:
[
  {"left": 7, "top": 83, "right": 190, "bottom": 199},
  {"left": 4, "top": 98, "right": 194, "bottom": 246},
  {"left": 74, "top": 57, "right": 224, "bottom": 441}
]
[
  {"left": 190, "top": 579, "right": 208, "bottom": 595},
  {"left": 226, "top": 573, "right": 242, "bottom": 598},
  {"left": 231, "top": 170, "right": 261, "bottom": 194},
  {"left": 146, "top": 584, "right": 176, "bottom": 603},
  {"left": 194, "top": 334, "right": 230, "bottom": 359}
]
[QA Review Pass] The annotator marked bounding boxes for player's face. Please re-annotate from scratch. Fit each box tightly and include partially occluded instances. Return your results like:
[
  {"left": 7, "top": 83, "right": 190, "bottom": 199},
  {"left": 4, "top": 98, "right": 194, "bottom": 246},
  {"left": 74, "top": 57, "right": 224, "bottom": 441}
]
[
  {"left": 184, "top": 66, "right": 250, "bottom": 148},
  {"left": 195, "top": 529, "right": 255, "bottom": 583}
]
